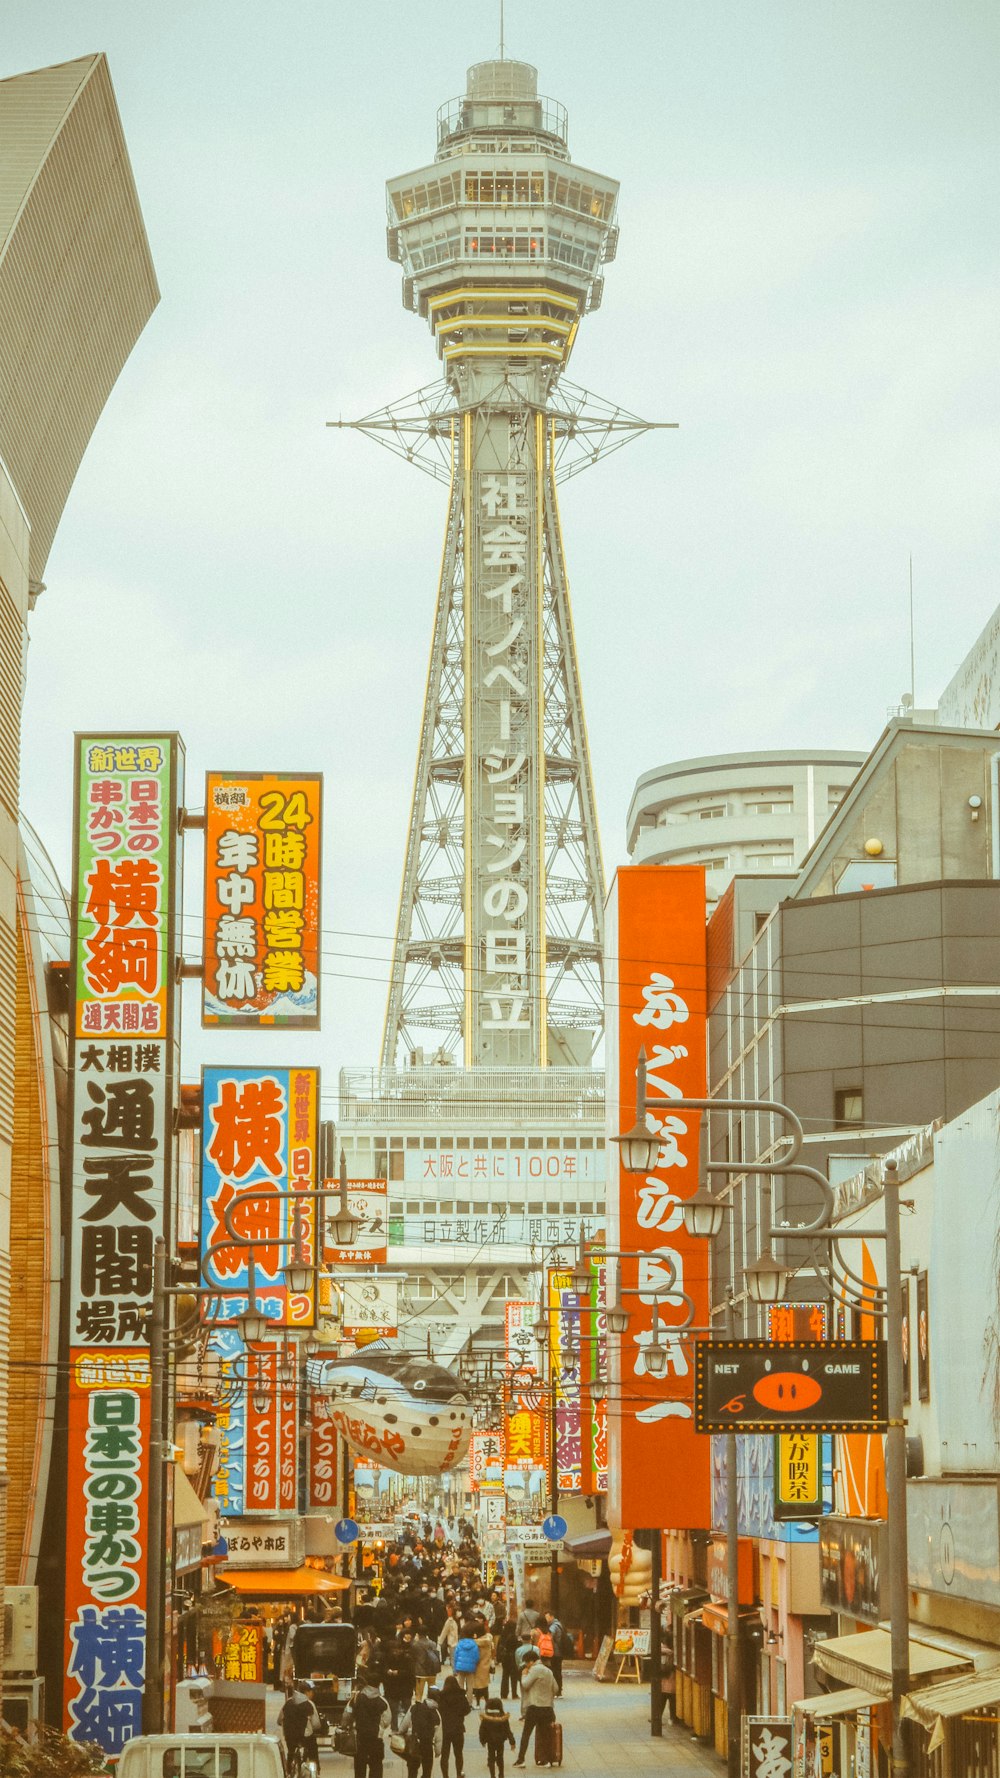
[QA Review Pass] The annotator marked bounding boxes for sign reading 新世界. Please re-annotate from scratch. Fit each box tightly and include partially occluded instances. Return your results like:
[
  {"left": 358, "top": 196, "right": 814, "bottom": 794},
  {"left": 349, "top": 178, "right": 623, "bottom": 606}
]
[
  {"left": 65, "top": 734, "right": 182, "bottom": 1757},
  {"left": 203, "top": 772, "right": 322, "bottom": 1029},
  {"left": 694, "top": 1341, "right": 886, "bottom": 1434}
]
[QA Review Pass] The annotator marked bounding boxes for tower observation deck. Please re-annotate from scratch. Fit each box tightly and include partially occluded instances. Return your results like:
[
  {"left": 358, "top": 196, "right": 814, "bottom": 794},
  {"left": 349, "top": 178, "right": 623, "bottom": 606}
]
[{"left": 346, "top": 59, "right": 656, "bottom": 1070}]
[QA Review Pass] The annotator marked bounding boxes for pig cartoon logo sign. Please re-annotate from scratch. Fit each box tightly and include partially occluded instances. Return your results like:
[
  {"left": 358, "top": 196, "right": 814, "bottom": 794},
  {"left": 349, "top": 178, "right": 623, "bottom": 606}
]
[{"left": 694, "top": 1341, "right": 886, "bottom": 1434}]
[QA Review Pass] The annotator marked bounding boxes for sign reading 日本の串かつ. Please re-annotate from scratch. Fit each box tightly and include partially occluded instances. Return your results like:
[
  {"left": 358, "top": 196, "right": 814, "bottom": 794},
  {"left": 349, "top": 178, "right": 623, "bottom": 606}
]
[
  {"left": 65, "top": 733, "right": 182, "bottom": 1755},
  {"left": 203, "top": 772, "right": 322, "bottom": 1028}
]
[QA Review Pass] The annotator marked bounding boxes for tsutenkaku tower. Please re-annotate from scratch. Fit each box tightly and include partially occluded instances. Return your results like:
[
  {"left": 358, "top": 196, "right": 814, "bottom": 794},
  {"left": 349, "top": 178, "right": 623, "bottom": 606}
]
[{"left": 350, "top": 58, "right": 656, "bottom": 1070}]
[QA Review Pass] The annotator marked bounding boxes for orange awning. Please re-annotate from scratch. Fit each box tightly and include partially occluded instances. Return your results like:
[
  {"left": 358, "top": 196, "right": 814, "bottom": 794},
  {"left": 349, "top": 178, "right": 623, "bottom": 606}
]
[{"left": 222, "top": 1567, "right": 351, "bottom": 1596}]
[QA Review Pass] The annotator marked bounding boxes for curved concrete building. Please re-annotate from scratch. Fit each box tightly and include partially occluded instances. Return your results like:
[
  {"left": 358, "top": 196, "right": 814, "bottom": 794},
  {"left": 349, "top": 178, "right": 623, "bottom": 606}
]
[
  {"left": 0, "top": 51, "right": 157, "bottom": 1717},
  {"left": 626, "top": 749, "right": 866, "bottom": 904}
]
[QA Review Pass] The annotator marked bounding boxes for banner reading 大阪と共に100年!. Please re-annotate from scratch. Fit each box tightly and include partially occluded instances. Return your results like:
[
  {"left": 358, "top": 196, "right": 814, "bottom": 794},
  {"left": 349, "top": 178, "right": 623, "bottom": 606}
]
[
  {"left": 202, "top": 771, "right": 322, "bottom": 1029},
  {"left": 605, "top": 865, "right": 711, "bottom": 1531},
  {"left": 65, "top": 734, "right": 183, "bottom": 1755}
]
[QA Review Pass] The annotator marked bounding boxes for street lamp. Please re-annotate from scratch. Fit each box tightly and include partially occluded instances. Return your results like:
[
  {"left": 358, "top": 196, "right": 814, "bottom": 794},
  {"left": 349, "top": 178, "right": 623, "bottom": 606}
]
[
  {"left": 743, "top": 1251, "right": 792, "bottom": 1306},
  {"left": 329, "top": 1148, "right": 363, "bottom": 1247},
  {"left": 681, "top": 1187, "right": 727, "bottom": 1242},
  {"left": 235, "top": 1307, "right": 269, "bottom": 1345},
  {"left": 613, "top": 1116, "right": 661, "bottom": 1175}
]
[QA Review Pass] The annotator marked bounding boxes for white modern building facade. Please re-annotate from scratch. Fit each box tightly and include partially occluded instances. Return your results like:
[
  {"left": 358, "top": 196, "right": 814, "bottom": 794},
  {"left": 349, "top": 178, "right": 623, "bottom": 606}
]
[{"left": 626, "top": 749, "right": 866, "bottom": 904}]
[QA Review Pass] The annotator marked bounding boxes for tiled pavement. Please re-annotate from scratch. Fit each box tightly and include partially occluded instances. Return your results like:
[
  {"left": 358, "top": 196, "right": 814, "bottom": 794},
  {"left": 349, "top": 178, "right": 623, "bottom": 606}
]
[{"left": 292, "top": 1665, "right": 722, "bottom": 1778}]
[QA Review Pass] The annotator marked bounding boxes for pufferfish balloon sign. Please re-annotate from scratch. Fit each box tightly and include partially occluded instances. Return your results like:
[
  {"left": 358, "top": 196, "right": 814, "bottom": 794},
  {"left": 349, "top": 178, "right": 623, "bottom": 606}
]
[{"left": 307, "top": 1344, "right": 472, "bottom": 1476}]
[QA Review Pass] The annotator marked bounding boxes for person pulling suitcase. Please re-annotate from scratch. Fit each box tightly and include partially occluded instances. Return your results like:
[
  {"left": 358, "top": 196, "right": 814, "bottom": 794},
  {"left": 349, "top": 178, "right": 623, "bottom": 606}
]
[{"left": 512, "top": 1650, "right": 559, "bottom": 1768}]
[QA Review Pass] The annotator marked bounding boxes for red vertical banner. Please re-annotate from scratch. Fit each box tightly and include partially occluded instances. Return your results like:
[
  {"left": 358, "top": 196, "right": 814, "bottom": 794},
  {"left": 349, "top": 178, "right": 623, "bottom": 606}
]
[
  {"left": 278, "top": 1361, "right": 298, "bottom": 1513},
  {"left": 244, "top": 1345, "right": 279, "bottom": 1514},
  {"left": 605, "top": 865, "right": 711, "bottom": 1531},
  {"left": 308, "top": 1392, "right": 338, "bottom": 1511}
]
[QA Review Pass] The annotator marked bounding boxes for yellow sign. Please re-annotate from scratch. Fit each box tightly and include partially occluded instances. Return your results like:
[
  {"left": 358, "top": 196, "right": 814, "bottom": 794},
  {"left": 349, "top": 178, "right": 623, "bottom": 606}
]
[{"left": 775, "top": 1432, "right": 820, "bottom": 1516}]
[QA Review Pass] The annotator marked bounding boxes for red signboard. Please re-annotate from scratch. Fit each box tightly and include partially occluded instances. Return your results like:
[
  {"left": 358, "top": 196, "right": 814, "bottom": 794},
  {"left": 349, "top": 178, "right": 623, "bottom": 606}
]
[
  {"left": 244, "top": 1346, "right": 279, "bottom": 1514},
  {"left": 307, "top": 1392, "right": 338, "bottom": 1511},
  {"left": 605, "top": 865, "right": 711, "bottom": 1530},
  {"left": 278, "top": 1366, "right": 298, "bottom": 1513}
]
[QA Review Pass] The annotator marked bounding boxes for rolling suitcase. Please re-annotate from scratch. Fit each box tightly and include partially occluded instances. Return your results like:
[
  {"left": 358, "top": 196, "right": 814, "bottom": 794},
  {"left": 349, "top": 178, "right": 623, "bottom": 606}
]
[{"left": 534, "top": 1717, "right": 563, "bottom": 1767}]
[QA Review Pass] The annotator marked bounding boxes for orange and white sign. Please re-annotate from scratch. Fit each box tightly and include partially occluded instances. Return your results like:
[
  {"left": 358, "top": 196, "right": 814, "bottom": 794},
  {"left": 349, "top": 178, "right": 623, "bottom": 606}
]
[{"left": 605, "top": 865, "right": 710, "bottom": 1530}]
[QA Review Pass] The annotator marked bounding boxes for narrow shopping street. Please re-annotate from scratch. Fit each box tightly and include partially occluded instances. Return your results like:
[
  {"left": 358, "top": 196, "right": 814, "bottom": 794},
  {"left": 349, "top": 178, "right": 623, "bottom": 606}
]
[{"left": 278, "top": 1667, "right": 722, "bottom": 1778}]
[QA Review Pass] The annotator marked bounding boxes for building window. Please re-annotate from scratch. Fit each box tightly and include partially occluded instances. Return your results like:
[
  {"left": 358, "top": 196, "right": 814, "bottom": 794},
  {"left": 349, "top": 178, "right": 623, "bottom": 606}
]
[
  {"left": 698, "top": 804, "right": 728, "bottom": 820},
  {"left": 700, "top": 855, "right": 730, "bottom": 870},
  {"left": 834, "top": 1088, "right": 864, "bottom": 1125},
  {"left": 746, "top": 852, "right": 795, "bottom": 869},
  {"left": 746, "top": 799, "right": 793, "bottom": 816}
]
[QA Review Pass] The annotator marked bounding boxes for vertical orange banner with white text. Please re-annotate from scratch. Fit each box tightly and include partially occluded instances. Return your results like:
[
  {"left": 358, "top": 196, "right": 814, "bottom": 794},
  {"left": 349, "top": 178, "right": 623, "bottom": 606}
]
[{"left": 605, "top": 865, "right": 711, "bottom": 1531}]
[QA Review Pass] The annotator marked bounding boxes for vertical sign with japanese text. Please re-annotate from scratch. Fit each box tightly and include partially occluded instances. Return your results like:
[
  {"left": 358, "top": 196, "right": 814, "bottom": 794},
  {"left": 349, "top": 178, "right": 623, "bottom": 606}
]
[
  {"left": 605, "top": 865, "right": 710, "bottom": 1529},
  {"left": 503, "top": 1300, "right": 548, "bottom": 1471},
  {"left": 307, "top": 1393, "right": 338, "bottom": 1512},
  {"left": 244, "top": 1345, "right": 279, "bottom": 1515},
  {"left": 579, "top": 1243, "right": 608, "bottom": 1495},
  {"left": 65, "top": 733, "right": 182, "bottom": 1754},
  {"left": 203, "top": 772, "right": 322, "bottom": 1028},
  {"left": 548, "top": 1269, "right": 582, "bottom": 1492},
  {"left": 200, "top": 1065, "right": 319, "bottom": 1327}
]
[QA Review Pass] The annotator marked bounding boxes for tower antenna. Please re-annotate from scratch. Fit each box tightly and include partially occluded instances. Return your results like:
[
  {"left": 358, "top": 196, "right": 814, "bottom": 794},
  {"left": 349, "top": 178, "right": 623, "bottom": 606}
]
[
  {"left": 499, "top": 0, "right": 505, "bottom": 58},
  {"left": 909, "top": 553, "right": 915, "bottom": 706}
]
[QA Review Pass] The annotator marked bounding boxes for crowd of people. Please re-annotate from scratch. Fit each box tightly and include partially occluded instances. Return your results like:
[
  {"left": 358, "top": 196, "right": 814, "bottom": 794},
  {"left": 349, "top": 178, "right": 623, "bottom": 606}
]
[{"left": 278, "top": 1519, "right": 569, "bottom": 1778}]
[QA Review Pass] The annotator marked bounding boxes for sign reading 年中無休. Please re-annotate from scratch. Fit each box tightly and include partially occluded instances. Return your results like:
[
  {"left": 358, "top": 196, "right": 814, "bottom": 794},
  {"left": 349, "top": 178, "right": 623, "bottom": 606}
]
[
  {"left": 65, "top": 733, "right": 183, "bottom": 1756},
  {"left": 202, "top": 771, "right": 322, "bottom": 1028},
  {"left": 695, "top": 1341, "right": 887, "bottom": 1434}
]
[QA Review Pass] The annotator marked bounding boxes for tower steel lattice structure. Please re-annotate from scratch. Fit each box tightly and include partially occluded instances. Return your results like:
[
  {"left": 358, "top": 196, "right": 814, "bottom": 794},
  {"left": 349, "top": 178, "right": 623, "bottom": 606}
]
[{"left": 336, "top": 59, "right": 663, "bottom": 1070}]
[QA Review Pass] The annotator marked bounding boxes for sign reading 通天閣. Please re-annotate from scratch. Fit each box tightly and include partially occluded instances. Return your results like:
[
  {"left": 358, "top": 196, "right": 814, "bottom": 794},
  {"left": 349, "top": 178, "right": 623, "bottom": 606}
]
[
  {"left": 65, "top": 733, "right": 182, "bottom": 1755},
  {"left": 695, "top": 1342, "right": 886, "bottom": 1434},
  {"left": 605, "top": 866, "right": 711, "bottom": 1530},
  {"left": 203, "top": 772, "right": 322, "bottom": 1028},
  {"left": 200, "top": 1064, "right": 319, "bottom": 1327}
]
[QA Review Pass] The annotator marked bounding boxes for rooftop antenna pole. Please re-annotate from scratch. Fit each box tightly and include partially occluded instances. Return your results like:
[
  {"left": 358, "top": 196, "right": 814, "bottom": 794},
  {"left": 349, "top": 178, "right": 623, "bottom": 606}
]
[
  {"left": 909, "top": 553, "right": 916, "bottom": 706},
  {"left": 499, "top": 0, "right": 505, "bottom": 58}
]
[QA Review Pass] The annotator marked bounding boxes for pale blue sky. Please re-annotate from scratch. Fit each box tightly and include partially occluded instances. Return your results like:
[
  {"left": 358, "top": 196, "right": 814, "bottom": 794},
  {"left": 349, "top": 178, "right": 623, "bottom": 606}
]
[{"left": 6, "top": 0, "right": 999, "bottom": 1083}]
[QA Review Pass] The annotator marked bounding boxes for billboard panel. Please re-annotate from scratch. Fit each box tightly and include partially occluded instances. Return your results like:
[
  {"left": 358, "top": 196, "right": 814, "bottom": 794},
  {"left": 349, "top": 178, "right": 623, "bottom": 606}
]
[
  {"left": 65, "top": 734, "right": 181, "bottom": 1753},
  {"left": 307, "top": 1392, "right": 338, "bottom": 1511},
  {"left": 503, "top": 1300, "right": 548, "bottom": 1470},
  {"left": 605, "top": 865, "right": 711, "bottom": 1530},
  {"left": 695, "top": 1341, "right": 887, "bottom": 1433},
  {"left": 200, "top": 1064, "right": 319, "bottom": 1327},
  {"left": 548, "top": 1269, "right": 582, "bottom": 1492},
  {"left": 326, "top": 1180, "right": 388, "bottom": 1265},
  {"left": 342, "top": 1278, "right": 399, "bottom": 1338},
  {"left": 203, "top": 772, "right": 322, "bottom": 1028},
  {"left": 579, "top": 1242, "right": 608, "bottom": 1495}
]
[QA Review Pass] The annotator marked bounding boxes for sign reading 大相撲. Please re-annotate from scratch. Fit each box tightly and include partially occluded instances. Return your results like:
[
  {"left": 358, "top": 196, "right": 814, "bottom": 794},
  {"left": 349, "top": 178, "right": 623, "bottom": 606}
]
[{"left": 694, "top": 1341, "right": 886, "bottom": 1434}]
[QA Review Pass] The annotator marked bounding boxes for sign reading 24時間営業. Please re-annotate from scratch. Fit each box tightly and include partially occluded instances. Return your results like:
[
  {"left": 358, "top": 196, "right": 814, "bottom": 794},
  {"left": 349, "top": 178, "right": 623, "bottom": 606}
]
[
  {"left": 202, "top": 772, "right": 322, "bottom": 1028},
  {"left": 695, "top": 1341, "right": 887, "bottom": 1434}
]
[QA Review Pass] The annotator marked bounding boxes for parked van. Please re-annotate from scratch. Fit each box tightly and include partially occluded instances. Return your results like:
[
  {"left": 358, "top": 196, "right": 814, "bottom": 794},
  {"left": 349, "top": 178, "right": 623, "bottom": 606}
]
[{"left": 118, "top": 1735, "right": 284, "bottom": 1778}]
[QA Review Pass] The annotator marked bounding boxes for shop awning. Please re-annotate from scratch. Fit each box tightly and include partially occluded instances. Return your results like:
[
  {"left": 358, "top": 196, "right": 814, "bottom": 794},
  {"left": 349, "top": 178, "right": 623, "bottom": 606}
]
[
  {"left": 173, "top": 1465, "right": 211, "bottom": 1532},
  {"left": 813, "top": 1630, "right": 973, "bottom": 1698},
  {"left": 562, "top": 1529, "right": 613, "bottom": 1559},
  {"left": 221, "top": 1567, "right": 351, "bottom": 1596},
  {"left": 902, "top": 1669, "right": 1000, "bottom": 1732},
  {"left": 794, "top": 1689, "right": 886, "bottom": 1720}
]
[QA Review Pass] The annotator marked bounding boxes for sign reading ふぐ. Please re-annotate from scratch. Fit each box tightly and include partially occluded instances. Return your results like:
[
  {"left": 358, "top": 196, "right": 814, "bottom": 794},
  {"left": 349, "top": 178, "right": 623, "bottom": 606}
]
[{"left": 203, "top": 772, "right": 322, "bottom": 1028}]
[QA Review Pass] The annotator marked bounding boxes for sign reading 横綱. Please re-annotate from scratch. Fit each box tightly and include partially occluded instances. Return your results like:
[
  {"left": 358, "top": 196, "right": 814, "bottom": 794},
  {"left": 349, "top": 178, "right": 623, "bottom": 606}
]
[
  {"left": 605, "top": 866, "right": 710, "bottom": 1531},
  {"left": 200, "top": 1064, "right": 319, "bottom": 1327},
  {"left": 203, "top": 772, "right": 322, "bottom": 1028},
  {"left": 65, "top": 734, "right": 182, "bottom": 1755}
]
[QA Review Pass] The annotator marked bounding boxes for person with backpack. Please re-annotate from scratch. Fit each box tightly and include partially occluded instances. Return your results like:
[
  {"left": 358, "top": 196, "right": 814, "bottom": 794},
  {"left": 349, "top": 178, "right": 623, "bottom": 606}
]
[
  {"left": 495, "top": 1620, "right": 520, "bottom": 1701},
  {"left": 277, "top": 1681, "right": 321, "bottom": 1776},
  {"left": 478, "top": 1696, "right": 517, "bottom": 1778},
  {"left": 343, "top": 1679, "right": 391, "bottom": 1778},
  {"left": 541, "top": 1614, "right": 565, "bottom": 1697},
  {"left": 383, "top": 1633, "right": 416, "bottom": 1729},
  {"left": 512, "top": 1650, "right": 558, "bottom": 1769},
  {"left": 397, "top": 1693, "right": 442, "bottom": 1778},
  {"left": 451, "top": 1624, "right": 480, "bottom": 1702},
  {"left": 411, "top": 1627, "right": 441, "bottom": 1701}
]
